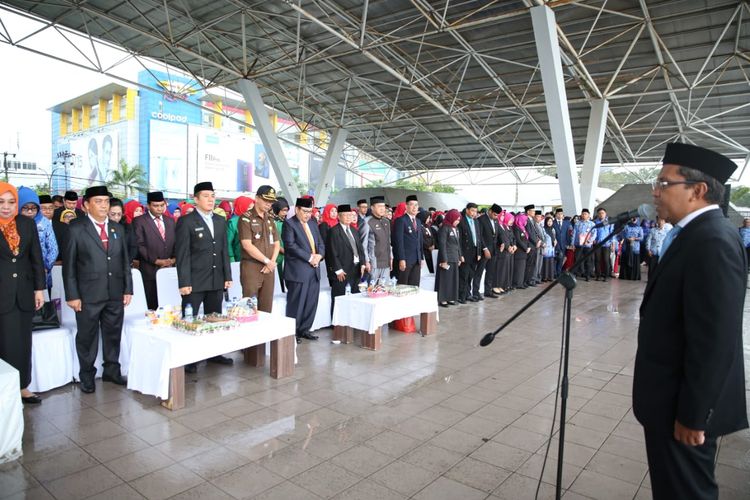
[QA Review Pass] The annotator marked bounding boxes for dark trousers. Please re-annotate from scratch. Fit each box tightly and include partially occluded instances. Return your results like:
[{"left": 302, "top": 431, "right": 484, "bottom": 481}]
[
  {"left": 0, "top": 308, "right": 33, "bottom": 388},
  {"left": 459, "top": 256, "right": 478, "bottom": 300},
  {"left": 594, "top": 246, "right": 612, "bottom": 279},
  {"left": 644, "top": 429, "right": 718, "bottom": 500},
  {"left": 286, "top": 279, "right": 320, "bottom": 336},
  {"left": 575, "top": 247, "right": 594, "bottom": 278},
  {"left": 75, "top": 299, "right": 125, "bottom": 381},
  {"left": 477, "top": 254, "right": 496, "bottom": 295},
  {"left": 555, "top": 251, "right": 565, "bottom": 277},
  {"left": 181, "top": 289, "right": 223, "bottom": 316},
  {"left": 278, "top": 260, "right": 286, "bottom": 293},
  {"left": 143, "top": 278, "right": 158, "bottom": 311},
  {"left": 397, "top": 262, "right": 421, "bottom": 286},
  {"left": 330, "top": 267, "right": 362, "bottom": 316},
  {"left": 512, "top": 253, "right": 527, "bottom": 288},
  {"left": 524, "top": 246, "right": 538, "bottom": 284}
]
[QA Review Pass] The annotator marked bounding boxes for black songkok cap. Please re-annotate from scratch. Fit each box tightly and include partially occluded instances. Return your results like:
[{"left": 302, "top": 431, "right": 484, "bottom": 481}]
[
  {"left": 147, "top": 191, "right": 165, "bottom": 203},
  {"left": 296, "top": 197, "right": 313, "bottom": 208},
  {"left": 370, "top": 196, "right": 385, "bottom": 205},
  {"left": 490, "top": 204, "right": 502, "bottom": 214},
  {"left": 662, "top": 142, "right": 737, "bottom": 184},
  {"left": 64, "top": 190, "right": 78, "bottom": 201},
  {"left": 406, "top": 194, "right": 418, "bottom": 203},
  {"left": 581, "top": 208, "right": 590, "bottom": 214},
  {"left": 356, "top": 199, "right": 367, "bottom": 205},
  {"left": 38, "top": 194, "right": 52, "bottom": 204},
  {"left": 466, "top": 202, "right": 478, "bottom": 209},
  {"left": 555, "top": 208, "right": 564, "bottom": 214},
  {"left": 524, "top": 204, "right": 535, "bottom": 211},
  {"left": 83, "top": 185, "right": 110, "bottom": 200},
  {"left": 337, "top": 204, "right": 352, "bottom": 213},
  {"left": 256, "top": 185, "right": 277, "bottom": 202},
  {"left": 193, "top": 181, "right": 214, "bottom": 195},
  {"left": 535, "top": 210, "right": 542, "bottom": 216}
]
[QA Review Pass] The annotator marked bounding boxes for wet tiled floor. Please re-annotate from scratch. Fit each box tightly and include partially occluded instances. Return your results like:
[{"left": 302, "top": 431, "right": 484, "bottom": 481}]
[{"left": 2, "top": 278, "right": 749, "bottom": 499}]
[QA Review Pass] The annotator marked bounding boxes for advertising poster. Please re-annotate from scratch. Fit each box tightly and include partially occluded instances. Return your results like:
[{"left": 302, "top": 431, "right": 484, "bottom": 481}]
[
  {"left": 254, "top": 144, "right": 270, "bottom": 179},
  {"left": 67, "top": 131, "right": 119, "bottom": 188},
  {"left": 149, "top": 120, "right": 189, "bottom": 197}
]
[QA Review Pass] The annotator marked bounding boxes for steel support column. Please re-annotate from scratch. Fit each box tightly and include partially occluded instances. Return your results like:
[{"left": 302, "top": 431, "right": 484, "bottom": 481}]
[
  {"left": 580, "top": 99, "right": 609, "bottom": 211},
  {"left": 530, "top": 5, "right": 581, "bottom": 214},
  {"left": 237, "top": 79, "right": 300, "bottom": 200},
  {"left": 315, "top": 128, "right": 349, "bottom": 206}
]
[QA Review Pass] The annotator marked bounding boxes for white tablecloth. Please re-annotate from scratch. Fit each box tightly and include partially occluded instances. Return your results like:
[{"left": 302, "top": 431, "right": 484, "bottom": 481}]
[
  {"left": 331, "top": 290, "right": 439, "bottom": 334},
  {"left": 0, "top": 359, "right": 23, "bottom": 464},
  {"left": 125, "top": 313, "right": 296, "bottom": 399},
  {"left": 29, "top": 327, "right": 74, "bottom": 393}
]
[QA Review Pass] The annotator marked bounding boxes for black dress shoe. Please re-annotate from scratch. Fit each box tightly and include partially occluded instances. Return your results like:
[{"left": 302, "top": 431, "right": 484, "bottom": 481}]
[
  {"left": 448, "top": 300, "right": 456, "bottom": 305},
  {"left": 467, "top": 296, "right": 478, "bottom": 302},
  {"left": 474, "top": 295, "right": 484, "bottom": 301},
  {"left": 485, "top": 292, "right": 499, "bottom": 298},
  {"left": 439, "top": 302, "right": 449, "bottom": 308},
  {"left": 457, "top": 299, "right": 466, "bottom": 304},
  {"left": 208, "top": 355, "right": 234, "bottom": 365},
  {"left": 185, "top": 363, "right": 198, "bottom": 374},
  {"left": 22, "top": 395, "right": 42, "bottom": 405},
  {"left": 296, "top": 337, "right": 302, "bottom": 344},
  {"left": 300, "top": 332, "right": 319, "bottom": 340},
  {"left": 80, "top": 381, "right": 95, "bottom": 394},
  {"left": 102, "top": 373, "right": 127, "bottom": 386}
]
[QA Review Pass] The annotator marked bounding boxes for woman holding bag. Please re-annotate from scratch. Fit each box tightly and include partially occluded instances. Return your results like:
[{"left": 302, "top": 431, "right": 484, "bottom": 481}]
[{"left": 0, "top": 182, "right": 46, "bottom": 404}]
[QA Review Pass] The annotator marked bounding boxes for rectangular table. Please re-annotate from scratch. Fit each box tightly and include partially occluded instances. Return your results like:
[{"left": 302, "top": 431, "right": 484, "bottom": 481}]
[
  {"left": 125, "top": 312, "right": 296, "bottom": 410},
  {"left": 0, "top": 359, "right": 23, "bottom": 464},
  {"left": 331, "top": 290, "right": 439, "bottom": 350}
]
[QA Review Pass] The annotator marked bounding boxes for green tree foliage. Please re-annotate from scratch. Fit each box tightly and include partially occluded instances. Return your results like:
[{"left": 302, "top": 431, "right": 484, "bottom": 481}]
[
  {"left": 730, "top": 185, "right": 750, "bottom": 208},
  {"left": 537, "top": 166, "right": 659, "bottom": 190},
  {"left": 107, "top": 160, "right": 149, "bottom": 199},
  {"left": 31, "top": 182, "right": 50, "bottom": 195}
]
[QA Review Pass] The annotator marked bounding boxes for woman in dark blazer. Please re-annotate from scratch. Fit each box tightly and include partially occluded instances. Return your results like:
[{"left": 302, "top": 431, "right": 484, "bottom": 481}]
[
  {"left": 0, "top": 182, "right": 46, "bottom": 404},
  {"left": 435, "top": 209, "right": 461, "bottom": 306},
  {"left": 512, "top": 213, "right": 530, "bottom": 289},
  {"left": 417, "top": 211, "right": 435, "bottom": 273}
]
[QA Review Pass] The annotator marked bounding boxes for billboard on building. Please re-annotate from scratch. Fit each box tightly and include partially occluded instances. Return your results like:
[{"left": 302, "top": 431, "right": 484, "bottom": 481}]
[
  {"left": 149, "top": 120, "right": 189, "bottom": 198},
  {"left": 188, "top": 125, "right": 257, "bottom": 195},
  {"left": 67, "top": 131, "right": 119, "bottom": 188}
]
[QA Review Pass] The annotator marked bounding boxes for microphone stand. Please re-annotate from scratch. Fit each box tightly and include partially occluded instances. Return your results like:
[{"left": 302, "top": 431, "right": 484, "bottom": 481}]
[{"left": 480, "top": 221, "right": 627, "bottom": 500}]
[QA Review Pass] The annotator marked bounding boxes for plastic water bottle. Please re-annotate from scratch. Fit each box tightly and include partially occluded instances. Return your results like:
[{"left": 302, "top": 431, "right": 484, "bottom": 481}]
[
  {"left": 184, "top": 304, "right": 193, "bottom": 321},
  {"left": 345, "top": 283, "right": 351, "bottom": 295},
  {"left": 221, "top": 300, "right": 228, "bottom": 316},
  {"left": 197, "top": 303, "right": 204, "bottom": 318}
]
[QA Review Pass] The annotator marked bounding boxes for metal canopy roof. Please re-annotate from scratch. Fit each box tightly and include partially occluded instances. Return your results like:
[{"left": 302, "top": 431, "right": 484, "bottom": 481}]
[{"left": 2, "top": 0, "right": 749, "bottom": 175}]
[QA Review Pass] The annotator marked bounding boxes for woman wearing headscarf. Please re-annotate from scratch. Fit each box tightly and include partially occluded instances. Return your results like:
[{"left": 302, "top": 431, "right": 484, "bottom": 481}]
[
  {"left": 227, "top": 196, "right": 254, "bottom": 263},
  {"left": 17, "top": 187, "right": 58, "bottom": 290},
  {"left": 318, "top": 203, "right": 338, "bottom": 247},
  {"left": 512, "top": 213, "right": 530, "bottom": 289},
  {"left": 417, "top": 210, "right": 435, "bottom": 273},
  {"left": 563, "top": 215, "right": 579, "bottom": 271},
  {"left": 167, "top": 201, "right": 180, "bottom": 220},
  {"left": 218, "top": 200, "right": 233, "bottom": 221},
  {"left": 272, "top": 198, "right": 290, "bottom": 292},
  {"left": 619, "top": 217, "right": 643, "bottom": 280},
  {"left": 435, "top": 209, "right": 462, "bottom": 306},
  {"left": 541, "top": 216, "right": 557, "bottom": 282},
  {"left": 123, "top": 200, "right": 143, "bottom": 266},
  {"left": 0, "top": 183, "right": 46, "bottom": 404},
  {"left": 496, "top": 211, "right": 515, "bottom": 293},
  {"left": 178, "top": 201, "right": 194, "bottom": 216}
]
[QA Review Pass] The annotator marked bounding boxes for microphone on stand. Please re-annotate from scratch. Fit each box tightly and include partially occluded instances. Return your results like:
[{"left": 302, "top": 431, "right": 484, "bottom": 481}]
[{"left": 593, "top": 204, "right": 655, "bottom": 227}]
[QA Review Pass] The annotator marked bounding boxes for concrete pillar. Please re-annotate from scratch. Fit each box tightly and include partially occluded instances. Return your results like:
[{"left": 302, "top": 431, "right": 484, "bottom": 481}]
[
  {"left": 580, "top": 99, "right": 609, "bottom": 211},
  {"left": 531, "top": 5, "right": 582, "bottom": 214},
  {"left": 315, "top": 128, "right": 349, "bottom": 205},
  {"left": 237, "top": 79, "right": 300, "bottom": 201}
]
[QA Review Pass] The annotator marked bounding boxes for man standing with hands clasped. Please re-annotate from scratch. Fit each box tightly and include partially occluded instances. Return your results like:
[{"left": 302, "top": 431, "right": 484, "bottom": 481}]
[
  {"left": 239, "top": 185, "right": 279, "bottom": 313},
  {"left": 633, "top": 142, "right": 747, "bottom": 500},
  {"left": 63, "top": 186, "right": 133, "bottom": 393},
  {"left": 325, "top": 203, "right": 366, "bottom": 314},
  {"left": 133, "top": 191, "right": 175, "bottom": 310},
  {"left": 175, "top": 182, "right": 232, "bottom": 373}
]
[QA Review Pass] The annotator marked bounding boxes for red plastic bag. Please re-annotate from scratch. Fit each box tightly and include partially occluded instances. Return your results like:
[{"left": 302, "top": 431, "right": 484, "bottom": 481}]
[{"left": 390, "top": 317, "right": 417, "bottom": 333}]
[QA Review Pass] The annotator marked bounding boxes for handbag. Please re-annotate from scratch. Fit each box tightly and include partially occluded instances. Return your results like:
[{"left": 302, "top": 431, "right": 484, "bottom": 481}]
[{"left": 31, "top": 289, "right": 61, "bottom": 331}]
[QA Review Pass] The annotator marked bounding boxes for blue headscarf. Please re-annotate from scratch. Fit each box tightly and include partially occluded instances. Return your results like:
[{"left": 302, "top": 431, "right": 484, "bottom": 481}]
[{"left": 17, "top": 186, "right": 43, "bottom": 223}]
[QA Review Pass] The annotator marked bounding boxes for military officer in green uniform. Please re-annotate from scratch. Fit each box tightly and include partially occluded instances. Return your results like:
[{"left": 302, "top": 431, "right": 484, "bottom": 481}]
[{"left": 238, "top": 185, "right": 280, "bottom": 313}]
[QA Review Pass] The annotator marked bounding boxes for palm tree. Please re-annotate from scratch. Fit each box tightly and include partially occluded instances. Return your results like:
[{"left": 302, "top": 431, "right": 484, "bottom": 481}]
[{"left": 107, "top": 160, "right": 149, "bottom": 198}]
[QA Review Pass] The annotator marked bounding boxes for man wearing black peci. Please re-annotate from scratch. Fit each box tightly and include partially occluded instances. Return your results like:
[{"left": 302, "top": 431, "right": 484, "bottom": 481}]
[{"left": 175, "top": 182, "right": 233, "bottom": 373}]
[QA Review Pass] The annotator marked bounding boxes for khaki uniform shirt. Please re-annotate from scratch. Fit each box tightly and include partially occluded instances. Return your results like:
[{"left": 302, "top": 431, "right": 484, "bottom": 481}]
[{"left": 238, "top": 209, "right": 279, "bottom": 262}]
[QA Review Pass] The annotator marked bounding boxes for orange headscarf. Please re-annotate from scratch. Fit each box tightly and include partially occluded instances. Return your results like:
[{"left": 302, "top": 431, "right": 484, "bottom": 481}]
[{"left": 0, "top": 182, "right": 20, "bottom": 254}]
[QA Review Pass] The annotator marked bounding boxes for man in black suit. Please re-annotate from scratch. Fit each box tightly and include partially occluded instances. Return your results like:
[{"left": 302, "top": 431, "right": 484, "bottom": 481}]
[
  {"left": 63, "top": 186, "right": 133, "bottom": 393},
  {"left": 53, "top": 190, "right": 85, "bottom": 261},
  {"left": 133, "top": 191, "right": 175, "bottom": 310},
  {"left": 326, "top": 204, "right": 366, "bottom": 314},
  {"left": 476, "top": 204, "right": 502, "bottom": 299},
  {"left": 391, "top": 194, "right": 424, "bottom": 285},
  {"left": 282, "top": 197, "right": 325, "bottom": 343},
  {"left": 633, "top": 143, "right": 747, "bottom": 500},
  {"left": 523, "top": 204, "right": 540, "bottom": 286},
  {"left": 457, "top": 203, "right": 481, "bottom": 302},
  {"left": 175, "top": 182, "right": 233, "bottom": 372},
  {"left": 552, "top": 208, "right": 570, "bottom": 277}
]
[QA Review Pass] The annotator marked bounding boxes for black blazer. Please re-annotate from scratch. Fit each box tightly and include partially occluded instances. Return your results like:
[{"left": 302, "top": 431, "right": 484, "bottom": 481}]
[
  {"left": 477, "top": 214, "right": 499, "bottom": 255},
  {"left": 133, "top": 213, "right": 176, "bottom": 282},
  {"left": 325, "top": 223, "right": 365, "bottom": 282},
  {"left": 512, "top": 225, "right": 529, "bottom": 253},
  {"left": 458, "top": 215, "right": 482, "bottom": 260},
  {"left": 175, "top": 210, "right": 231, "bottom": 292},
  {"left": 0, "top": 216, "right": 45, "bottom": 314},
  {"left": 63, "top": 217, "right": 133, "bottom": 303},
  {"left": 437, "top": 224, "right": 460, "bottom": 263},
  {"left": 633, "top": 209, "right": 748, "bottom": 437},
  {"left": 282, "top": 216, "right": 325, "bottom": 283}
]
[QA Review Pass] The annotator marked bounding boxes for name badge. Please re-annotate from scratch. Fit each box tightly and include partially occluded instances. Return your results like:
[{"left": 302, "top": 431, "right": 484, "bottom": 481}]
[
  {"left": 255, "top": 234, "right": 261, "bottom": 239},
  {"left": 375, "top": 224, "right": 380, "bottom": 229},
  {"left": 195, "top": 227, "right": 204, "bottom": 232}
]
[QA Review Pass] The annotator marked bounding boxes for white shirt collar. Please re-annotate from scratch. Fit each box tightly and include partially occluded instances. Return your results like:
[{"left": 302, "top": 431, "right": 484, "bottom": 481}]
[
  {"left": 88, "top": 214, "right": 107, "bottom": 229},
  {"left": 675, "top": 204, "right": 719, "bottom": 229},
  {"left": 149, "top": 211, "right": 162, "bottom": 221}
]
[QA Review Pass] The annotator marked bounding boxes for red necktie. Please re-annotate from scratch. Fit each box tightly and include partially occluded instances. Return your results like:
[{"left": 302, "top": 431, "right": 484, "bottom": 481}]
[
  {"left": 155, "top": 217, "right": 165, "bottom": 240},
  {"left": 412, "top": 217, "right": 417, "bottom": 230},
  {"left": 96, "top": 222, "right": 109, "bottom": 250}
]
